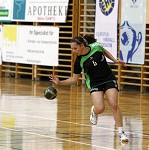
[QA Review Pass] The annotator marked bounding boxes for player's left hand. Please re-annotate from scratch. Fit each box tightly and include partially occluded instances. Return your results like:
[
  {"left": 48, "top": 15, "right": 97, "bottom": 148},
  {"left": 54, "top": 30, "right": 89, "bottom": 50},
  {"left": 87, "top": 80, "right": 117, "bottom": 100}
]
[{"left": 117, "top": 59, "right": 125, "bottom": 66}]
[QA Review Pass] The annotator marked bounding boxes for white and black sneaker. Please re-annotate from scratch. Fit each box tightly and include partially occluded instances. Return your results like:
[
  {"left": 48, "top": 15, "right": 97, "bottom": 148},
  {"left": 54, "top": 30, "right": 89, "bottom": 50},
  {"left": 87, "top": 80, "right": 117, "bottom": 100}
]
[
  {"left": 119, "top": 131, "right": 129, "bottom": 142},
  {"left": 90, "top": 106, "right": 98, "bottom": 125}
]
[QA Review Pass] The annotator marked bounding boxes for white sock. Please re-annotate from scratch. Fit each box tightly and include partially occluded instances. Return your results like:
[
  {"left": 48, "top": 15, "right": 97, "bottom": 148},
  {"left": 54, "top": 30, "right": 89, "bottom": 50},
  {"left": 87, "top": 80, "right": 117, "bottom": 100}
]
[{"left": 118, "top": 127, "right": 123, "bottom": 134}]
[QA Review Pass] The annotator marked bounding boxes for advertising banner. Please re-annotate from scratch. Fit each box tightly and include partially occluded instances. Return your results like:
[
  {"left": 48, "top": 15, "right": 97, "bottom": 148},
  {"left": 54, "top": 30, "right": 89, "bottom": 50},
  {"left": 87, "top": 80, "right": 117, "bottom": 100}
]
[
  {"left": 120, "top": 0, "right": 146, "bottom": 64},
  {"left": 2, "top": 25, "right": 59, "bottom": 66},
  {"left": 12, "top": 0, "right": 69, "bottom": 23},
  {"left": 0, "top": 0, "right": 13, "bottom": 22},
  {"left": 95, "top": 0, "right": 118, "bottom": 62}
]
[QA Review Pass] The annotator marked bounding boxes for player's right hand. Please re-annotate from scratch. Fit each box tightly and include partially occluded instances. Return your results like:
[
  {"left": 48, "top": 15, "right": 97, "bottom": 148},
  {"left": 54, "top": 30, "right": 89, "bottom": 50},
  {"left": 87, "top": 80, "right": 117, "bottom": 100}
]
[{"left": 49, "top": 74, "right": 60, "bottom": 85}]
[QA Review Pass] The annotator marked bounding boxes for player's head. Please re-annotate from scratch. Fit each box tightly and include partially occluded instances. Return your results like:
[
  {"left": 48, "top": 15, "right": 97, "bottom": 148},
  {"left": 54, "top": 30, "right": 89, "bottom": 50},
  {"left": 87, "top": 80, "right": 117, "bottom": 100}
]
[
  {"left": 70, "top": 36, "right": 88, "bottom": 56},
  {"left": 70, "top": 36, "right": 88, "bottom": 46},
  {"left": 70, "top": 35, "right": 97, "bottom": 56},
  {"left": 71, "top": 34, "right": 97, "bottom": 46}
]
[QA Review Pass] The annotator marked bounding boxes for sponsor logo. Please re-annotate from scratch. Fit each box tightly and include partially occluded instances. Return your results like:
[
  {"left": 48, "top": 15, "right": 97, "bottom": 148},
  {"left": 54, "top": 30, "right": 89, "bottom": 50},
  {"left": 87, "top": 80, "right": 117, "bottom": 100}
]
[{"left": 98, "top": 0, "right": 115, "bottom": 16}]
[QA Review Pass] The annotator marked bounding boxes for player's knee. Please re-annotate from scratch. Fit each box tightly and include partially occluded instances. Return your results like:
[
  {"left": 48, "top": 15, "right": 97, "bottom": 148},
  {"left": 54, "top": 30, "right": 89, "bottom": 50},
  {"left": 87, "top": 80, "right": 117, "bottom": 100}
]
[
  {"left": 111, "top": 103, "right": 118, "bottom": 111},
  {"left": 94, "top": 105, "right": 105, "bottom": 114}
]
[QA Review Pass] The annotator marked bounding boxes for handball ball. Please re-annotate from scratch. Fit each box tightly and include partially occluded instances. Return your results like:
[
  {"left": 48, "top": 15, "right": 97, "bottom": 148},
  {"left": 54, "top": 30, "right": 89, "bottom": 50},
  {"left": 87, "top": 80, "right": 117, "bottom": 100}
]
[{"left": 44, "top": 86, "right": 57, "bottom": 100}]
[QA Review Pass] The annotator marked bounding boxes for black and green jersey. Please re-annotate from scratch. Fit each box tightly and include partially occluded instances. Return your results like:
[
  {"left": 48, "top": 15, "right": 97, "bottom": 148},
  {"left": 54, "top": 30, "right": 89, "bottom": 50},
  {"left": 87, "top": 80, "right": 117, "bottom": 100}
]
[{"left": 73, "top": 42, "right": 116, "bottom": 90}]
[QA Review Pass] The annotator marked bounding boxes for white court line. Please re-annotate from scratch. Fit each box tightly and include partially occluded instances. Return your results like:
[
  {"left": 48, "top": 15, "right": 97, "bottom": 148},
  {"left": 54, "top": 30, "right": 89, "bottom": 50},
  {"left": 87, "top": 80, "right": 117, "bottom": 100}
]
[
  {"left": 0, "top": 126, "right": 115, "bottom": 150},
  {"left": 0, "top": 110, "right": 148, "bottom": 137}
]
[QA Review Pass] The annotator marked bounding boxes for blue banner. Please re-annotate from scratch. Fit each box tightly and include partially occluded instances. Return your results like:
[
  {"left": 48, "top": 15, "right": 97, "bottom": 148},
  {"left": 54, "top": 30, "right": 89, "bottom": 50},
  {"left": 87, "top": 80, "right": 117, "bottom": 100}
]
[{"left": 120, "top": 0, "right": 146, "bottom": 64}]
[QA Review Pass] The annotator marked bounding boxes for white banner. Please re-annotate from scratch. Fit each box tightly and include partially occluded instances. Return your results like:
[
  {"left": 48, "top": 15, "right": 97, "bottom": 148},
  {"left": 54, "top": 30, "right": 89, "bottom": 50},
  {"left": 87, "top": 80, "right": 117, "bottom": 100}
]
[
  {"left": 12, "top": 0, "right": 69, "bottom": 23},
  {"left": 95, "top": 0, "right": 118, "bottom": 62},
  {"left": 120, "top": 0, "right": 146, "bottom": 64},
  {"left": 2, "top": 25, "right": 59, "bottom": 66},
  {"left": 0, "top": 26, "right": 2, "bottom": 65},
  {"left": 0, "top": 0, "right": 13, "bottom": 22}
]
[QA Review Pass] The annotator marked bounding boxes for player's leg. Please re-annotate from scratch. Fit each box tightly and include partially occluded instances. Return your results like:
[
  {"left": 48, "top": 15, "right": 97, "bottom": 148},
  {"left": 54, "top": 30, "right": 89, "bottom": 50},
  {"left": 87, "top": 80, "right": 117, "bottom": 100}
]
[
  {"left": 90, "top": 91, "right": 105, "bottom": 125},
  {"left": 105, "top": 88, "right": 128, "bottom": 142},
  {"left": 105, "top": 88, "right": 122, "bottom": 127}
]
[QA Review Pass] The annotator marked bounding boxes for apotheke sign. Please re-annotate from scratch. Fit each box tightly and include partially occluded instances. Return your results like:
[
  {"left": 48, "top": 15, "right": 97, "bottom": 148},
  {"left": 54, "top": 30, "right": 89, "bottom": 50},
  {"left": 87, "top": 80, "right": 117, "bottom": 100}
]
[{"left": 12, "top": 0, "right": 69, "bottom": 23}]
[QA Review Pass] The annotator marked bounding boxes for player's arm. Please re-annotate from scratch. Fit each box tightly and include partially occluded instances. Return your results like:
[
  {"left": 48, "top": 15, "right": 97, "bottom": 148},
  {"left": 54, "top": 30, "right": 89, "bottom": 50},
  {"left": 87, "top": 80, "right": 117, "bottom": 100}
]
[
  {"left": 103, "top": 49, "right": 125, "bottom": 66},
  {"left": 49, "top": 73, "right": 80, "bottom": 86}
]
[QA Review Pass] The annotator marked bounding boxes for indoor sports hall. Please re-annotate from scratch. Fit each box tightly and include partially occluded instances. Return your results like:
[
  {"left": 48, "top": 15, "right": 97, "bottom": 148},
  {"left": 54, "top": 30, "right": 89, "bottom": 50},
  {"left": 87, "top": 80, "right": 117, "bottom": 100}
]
[{"left": 0, "top": 1, "right": 149, "bottom": 150}]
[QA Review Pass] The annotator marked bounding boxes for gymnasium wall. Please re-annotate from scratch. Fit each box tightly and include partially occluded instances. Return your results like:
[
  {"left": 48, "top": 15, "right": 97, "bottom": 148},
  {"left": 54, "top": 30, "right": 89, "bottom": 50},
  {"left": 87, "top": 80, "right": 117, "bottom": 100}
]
[{"left": 0, "top": 0, "right": 149, "bottom": 92}]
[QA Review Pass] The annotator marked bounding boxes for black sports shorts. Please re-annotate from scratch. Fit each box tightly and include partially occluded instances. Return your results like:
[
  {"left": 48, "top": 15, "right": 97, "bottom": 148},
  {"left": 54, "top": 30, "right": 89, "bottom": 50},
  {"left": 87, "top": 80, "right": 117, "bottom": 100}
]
[{"left": 90, "top": 80, "right": 119, "bottom": 93}]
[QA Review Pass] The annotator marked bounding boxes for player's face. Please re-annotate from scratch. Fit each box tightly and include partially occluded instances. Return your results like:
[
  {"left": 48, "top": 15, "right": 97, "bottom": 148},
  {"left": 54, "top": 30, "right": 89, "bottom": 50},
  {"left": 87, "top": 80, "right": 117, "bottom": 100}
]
[{"left": 70, "top": 42, "right": 84, "bottom": 56}]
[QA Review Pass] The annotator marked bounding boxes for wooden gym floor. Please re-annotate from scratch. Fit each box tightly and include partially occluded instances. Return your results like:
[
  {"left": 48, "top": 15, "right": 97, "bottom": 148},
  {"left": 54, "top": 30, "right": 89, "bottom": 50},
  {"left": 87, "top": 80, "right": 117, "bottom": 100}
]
[{"left": 0, "top": 77, "right": 149, "bottom": 150}]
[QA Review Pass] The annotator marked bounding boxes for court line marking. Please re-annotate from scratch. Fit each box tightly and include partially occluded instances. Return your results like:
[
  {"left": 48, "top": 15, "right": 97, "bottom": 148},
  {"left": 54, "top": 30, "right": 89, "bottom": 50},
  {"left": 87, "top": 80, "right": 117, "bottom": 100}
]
[
  {"left": 0, "top": 126, "right": 115, "bottom": 150},
  {"left": 0, "top": 110, "right": 148, "bottom": 138}
]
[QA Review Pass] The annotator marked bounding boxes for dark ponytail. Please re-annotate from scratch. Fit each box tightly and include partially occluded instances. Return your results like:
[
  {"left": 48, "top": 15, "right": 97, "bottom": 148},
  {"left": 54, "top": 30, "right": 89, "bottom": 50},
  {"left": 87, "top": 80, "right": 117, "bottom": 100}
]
[{"left": 83, "top": 34, "right": 97, "bottom": 44}]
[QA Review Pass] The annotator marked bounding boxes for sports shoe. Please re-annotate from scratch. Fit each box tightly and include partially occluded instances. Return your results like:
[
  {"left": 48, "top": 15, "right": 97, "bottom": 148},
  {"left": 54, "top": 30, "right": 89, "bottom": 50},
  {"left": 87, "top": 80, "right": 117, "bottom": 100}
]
[
  {"left": 90, "top": 106, "right": 98, "bottom": 125},
  {"left": 119, "top": 131, "right": 128, "bottom": 142}
]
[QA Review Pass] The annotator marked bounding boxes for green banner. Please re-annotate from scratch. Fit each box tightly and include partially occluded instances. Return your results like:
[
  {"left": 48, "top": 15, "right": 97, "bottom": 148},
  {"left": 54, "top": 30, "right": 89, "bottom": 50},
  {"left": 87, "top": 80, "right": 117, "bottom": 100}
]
[
  {"left": 0, "top": 0, "right": 12, "bottom": 22},
  {"left": 0, "top": 10, "right": 9, "bottom": 17}
]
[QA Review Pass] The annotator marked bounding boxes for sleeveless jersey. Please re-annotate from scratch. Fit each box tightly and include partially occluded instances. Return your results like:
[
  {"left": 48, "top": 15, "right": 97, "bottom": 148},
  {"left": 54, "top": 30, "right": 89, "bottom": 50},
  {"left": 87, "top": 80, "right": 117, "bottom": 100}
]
[{"left": 73, "top": 42, "right": 116, "bottom": 90}]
